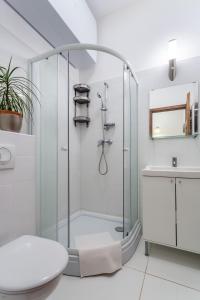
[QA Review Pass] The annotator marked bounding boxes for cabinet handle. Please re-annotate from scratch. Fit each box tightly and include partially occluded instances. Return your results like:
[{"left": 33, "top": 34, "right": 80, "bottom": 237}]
[
  {"left": 170, "top": 179, "right": 174, "bottom": 183},
  {"left": 178, "top": 180, "right": 182, "bottom": 184}
]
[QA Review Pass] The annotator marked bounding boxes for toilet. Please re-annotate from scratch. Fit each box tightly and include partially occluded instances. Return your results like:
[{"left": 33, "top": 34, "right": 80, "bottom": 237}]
[{"left": 0, "top": 235, "right": 69, "bottom": 300}]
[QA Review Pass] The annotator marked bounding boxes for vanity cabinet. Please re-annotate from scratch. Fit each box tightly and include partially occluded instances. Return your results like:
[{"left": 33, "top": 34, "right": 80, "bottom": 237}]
[
  {"left": 176, "top": 178, "right": 200, "bottom": 253},
  {"left": 143, "top": 176, "right": 176, "bottom": 247},
  {"left": 143, "top": 176, "right": 200, "bottom": 254}
]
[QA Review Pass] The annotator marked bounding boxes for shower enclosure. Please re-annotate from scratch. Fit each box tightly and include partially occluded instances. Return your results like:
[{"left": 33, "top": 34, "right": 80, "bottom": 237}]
[{"left": 29, "top": 44, "right": 141, "bottom": 276}]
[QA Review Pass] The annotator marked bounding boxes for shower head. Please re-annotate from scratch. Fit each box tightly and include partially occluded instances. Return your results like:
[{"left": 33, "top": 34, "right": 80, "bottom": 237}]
[
  {"left": 97, "top": 92, "right": 102, "bottom": 99},
  {"left": 97, "top": 92, "right": 103, "bottom": 105},
  {"left": 104, "top": 82, "right": 109, "bottom": 88},
  {"left": 97, "top": 92, "right": 107, "bottom": 111}
]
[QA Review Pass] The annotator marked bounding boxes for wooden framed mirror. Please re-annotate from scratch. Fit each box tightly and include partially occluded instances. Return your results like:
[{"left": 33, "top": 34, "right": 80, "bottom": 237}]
[{"left": 149, "top": 83, "right": 198, "bottom": 139}]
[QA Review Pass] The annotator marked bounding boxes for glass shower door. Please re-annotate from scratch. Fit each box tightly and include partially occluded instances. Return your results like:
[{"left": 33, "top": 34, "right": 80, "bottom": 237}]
[
  {"left": 35, "top": 55, "right": 59, "bottom": 241},
  {"left": 130, "top": 74, "right": 138, "bottom": 228},
  {"left": 123, "top": 65, "right": 131, "bottom": 237},
  {"left": 33, "top": 54, "right": 69, "bottom": 247},
  {"left": 123, "top": 66, "right": 138, "bottom": 237}
]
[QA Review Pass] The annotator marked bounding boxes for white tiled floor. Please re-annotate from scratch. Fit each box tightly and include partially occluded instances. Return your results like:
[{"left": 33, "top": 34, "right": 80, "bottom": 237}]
[
  {"left": 126, "top": 238, "right": 149, "bottom": 273},
  {"left": 141, "top": 274, "right": 200, "bottom": 300},
  {"left": 48, "top": 268, "right": 144, "bottom": 300},
  {"left": 48, "top": 238, "right": 200, "bottom": 300},
  {"left": 147, "top": 243, "right": 200, "bottom": 291}
]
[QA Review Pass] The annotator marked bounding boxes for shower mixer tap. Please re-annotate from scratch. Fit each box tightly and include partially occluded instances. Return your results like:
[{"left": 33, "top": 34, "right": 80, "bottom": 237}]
[
  {"left": 101, "top": 107, "right": 107, "bottom": 111},
  {"left": 97, "top": 139, "right": 113, "bottom": 147}
]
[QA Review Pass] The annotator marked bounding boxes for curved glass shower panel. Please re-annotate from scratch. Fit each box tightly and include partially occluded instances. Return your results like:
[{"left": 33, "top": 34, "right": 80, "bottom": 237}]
[
  {"left": 123, "top": 65, "right": 131, "bottom": 237},
  {"left": 67, "top": 49, "right": 125, "bottom": 248},
  {"left": 32, "top": 54, "right": 70, "bottom": 246},
  {"left": 123, "top": 67, "right": 138, "bottom": 237},
  {"left": 35, "top": 54, "right": 59, "bottom": 241},
  {"left": 57, "top": 55, "right": 69, "bottom": 248},
  {"left": 130, "top": 73, "right": 138, "bottom": 228},
  {"left": 31, "top": 45, "right": 139, "bottom": 265},
  {"left": 30, "top": 44, "right": 140, "bottom": 277}
]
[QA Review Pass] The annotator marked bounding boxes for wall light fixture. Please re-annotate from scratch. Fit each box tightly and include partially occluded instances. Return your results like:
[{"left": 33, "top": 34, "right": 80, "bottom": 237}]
[{"left": 168, "top": 39, "right": 177, "bottom": 81}]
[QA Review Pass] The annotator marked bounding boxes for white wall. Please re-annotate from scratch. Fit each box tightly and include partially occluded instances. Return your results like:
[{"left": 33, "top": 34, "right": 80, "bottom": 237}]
[
  {"left": 0, "top": 1, "right": 51, "bottom": 244},
  {"left": 80, "top": 77, "right": 123, "bottom": 217},
  {"left": 0, "top": 131, "right": 35, "bottom": 245},
  {"left": 138, "top": 56, "right": 200, "bottom": 218},
  {"left": 0, "top": 1, "right": 52, "bottom": 134},
  {"left": 0, "top": 1, "right": 51, "bottom": 60},
  {"left": 98, "top": 0, "right": 200, "bottom": 72},
  {"left": 138, "top": 56, "right": 200, "bottom": 169},
  {"left": 49, "top": 0, "right": 97, "bottom": 61},
  {"left": 150, "top": 83, "right": 198, "bottom": 108},
  {"left": 6, "top": 0, "right": 97, "bottom": 66}
]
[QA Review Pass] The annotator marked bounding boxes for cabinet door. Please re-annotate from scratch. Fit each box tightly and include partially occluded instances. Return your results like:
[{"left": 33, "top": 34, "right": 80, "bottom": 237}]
[
  {"left": 143, "top": 176, "right": 176, "bottom": 246},
  {"left": 176, "top": 178, "right": 200, "bottom": 253}
]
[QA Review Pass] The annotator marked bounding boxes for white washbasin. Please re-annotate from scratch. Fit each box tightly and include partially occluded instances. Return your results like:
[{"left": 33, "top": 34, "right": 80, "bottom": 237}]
[{"left": 142, "top": 165, "right": 200, "bottom": 178}]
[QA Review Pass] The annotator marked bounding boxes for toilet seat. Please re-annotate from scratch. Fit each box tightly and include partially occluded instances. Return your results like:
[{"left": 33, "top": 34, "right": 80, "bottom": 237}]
[{"left": 0, "top": 235, "right": 68, "bottom": 294}]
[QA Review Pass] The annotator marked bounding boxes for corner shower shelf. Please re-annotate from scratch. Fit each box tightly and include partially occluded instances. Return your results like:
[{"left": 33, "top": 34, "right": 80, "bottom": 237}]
[
  {"left": 104, "top": 122, "right": 115, "bottom": 130},
  {"left": 73, "top": 96, "right": 90, "bottom": 104},
  {"left": 74, "top": 84, "right": 90, "bottom": 93},
  {"left": 73, "top": 116, "right": 90, "bottom": 126},
  {"left": 73, "top": 84, "right": 91, "bottom": 127}
]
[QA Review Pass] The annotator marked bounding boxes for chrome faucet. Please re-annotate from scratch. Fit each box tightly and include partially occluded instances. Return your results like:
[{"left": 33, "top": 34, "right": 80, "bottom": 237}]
[
  {"left": 172, "top": 157, "right": 177, "bottom": 167},
  {"left": 97, "top": 139, "right": 113, "bottom": 147}
]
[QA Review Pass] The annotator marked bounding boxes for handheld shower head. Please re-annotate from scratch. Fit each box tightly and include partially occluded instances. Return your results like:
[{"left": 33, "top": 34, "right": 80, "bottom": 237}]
[
  {"left": 97, "top": 92, "right": 103, "bottom": 107},
  {"left": 104, "top": 82, "right": 109, "bottom": 88},
  {"left": 97, "top": 92, "right": 107, "bottom": 110},
  {"left": 97, "top": 92, "right": 102, "bottom": 99}
]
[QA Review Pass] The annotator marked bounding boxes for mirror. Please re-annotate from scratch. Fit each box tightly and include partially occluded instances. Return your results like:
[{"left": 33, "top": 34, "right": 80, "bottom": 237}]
[{"left": 149, "top": 82, "right": 199, "bottom": 139}]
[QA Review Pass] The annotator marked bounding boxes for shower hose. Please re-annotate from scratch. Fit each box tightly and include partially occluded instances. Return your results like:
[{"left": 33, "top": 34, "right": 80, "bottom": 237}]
[{"left": 98, "top": 143, "right": 108, "bottom": 175}]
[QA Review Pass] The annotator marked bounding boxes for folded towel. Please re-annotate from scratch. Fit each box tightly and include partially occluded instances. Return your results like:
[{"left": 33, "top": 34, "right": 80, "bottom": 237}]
[{"left": 75, "top": 232, "right": 122, "bottom": 277}]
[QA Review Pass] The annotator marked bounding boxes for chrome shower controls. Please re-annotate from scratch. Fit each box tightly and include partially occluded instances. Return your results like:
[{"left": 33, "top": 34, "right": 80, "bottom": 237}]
[
  {"left": 104, "top": 122, "right": 115, "bottom": 130},
  {"left": 97, "top": 139, "right": 113, "bottom": 147}
]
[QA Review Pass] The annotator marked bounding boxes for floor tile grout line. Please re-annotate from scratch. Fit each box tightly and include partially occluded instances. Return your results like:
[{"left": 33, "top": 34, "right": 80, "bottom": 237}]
[
  {"left": 146, "top": 272, "right": 200, "bottom": 294},
  {"left": 123, "top": 266, "right": 145, "bottom": 274},
  {"left": 143, "top": 242, "right": 200, "bottom": 294},
  {"left": 139, "top": 272, "right": 146, "bottom": 300}
]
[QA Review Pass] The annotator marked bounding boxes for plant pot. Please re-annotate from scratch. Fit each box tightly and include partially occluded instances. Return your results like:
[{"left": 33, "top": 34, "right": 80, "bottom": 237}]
[{"left": 0, "top": 110, "right": 23, "bottom": 133}]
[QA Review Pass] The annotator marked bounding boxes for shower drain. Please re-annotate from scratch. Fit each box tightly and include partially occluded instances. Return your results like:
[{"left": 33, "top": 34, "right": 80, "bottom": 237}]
[{"left": 115, "top": 226, "right": 124, "bottom": 232}]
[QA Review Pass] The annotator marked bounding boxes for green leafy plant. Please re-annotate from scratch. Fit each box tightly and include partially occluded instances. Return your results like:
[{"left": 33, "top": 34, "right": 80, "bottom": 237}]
[{"left": 0, "top": 57, "right": 39, "bottom": 117}]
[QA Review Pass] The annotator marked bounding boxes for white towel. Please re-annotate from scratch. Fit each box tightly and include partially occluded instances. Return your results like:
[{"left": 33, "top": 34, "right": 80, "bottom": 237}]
[{"left": 75, "top": 232, "right": 122, "bottom": 277}]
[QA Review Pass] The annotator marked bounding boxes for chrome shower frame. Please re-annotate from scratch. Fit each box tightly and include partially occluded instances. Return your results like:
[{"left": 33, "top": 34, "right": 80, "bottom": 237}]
[
  {"left": 28, "top": 43, "right": 141, "bottom": 276},
  {"left": 28, "top": 43, "right": 138, "bottom": 82}
]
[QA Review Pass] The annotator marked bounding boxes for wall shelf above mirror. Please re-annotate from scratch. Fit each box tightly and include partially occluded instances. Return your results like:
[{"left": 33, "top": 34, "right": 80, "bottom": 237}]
[{"left": 149, "top": 82, "right": 199, "bottom": 139}]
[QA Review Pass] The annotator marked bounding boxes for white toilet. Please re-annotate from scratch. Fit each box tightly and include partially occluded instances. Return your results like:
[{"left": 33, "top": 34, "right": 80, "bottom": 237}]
[{"left": 0, "top": 235, "right": 69, "bottom": 300}]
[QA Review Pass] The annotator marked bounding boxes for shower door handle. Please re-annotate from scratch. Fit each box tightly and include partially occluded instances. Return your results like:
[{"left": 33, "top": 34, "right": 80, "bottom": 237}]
[{"left": 61, "top": 146, "right": 68, "bottom": 151}]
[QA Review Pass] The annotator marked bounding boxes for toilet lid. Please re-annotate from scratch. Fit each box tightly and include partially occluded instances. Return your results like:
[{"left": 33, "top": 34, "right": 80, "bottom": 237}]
[{"left": 0, "top": 235, "right": 68, "bottom": 293}]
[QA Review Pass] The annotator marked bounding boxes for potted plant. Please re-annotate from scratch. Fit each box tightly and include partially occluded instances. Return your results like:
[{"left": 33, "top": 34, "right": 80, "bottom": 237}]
[{"left": 0, "top": 58, "right": 39, "bottom": 133}]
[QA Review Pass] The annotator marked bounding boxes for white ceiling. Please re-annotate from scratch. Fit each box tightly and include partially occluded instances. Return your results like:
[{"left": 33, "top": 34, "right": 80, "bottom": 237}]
[{"left": 86, "top": 0, "right": 134, "bottom": 19}]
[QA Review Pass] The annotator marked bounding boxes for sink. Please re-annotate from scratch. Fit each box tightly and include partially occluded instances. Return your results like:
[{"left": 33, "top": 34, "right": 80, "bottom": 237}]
[{"left": 142, "top": 166, "right": 200, "bottom": 178}]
